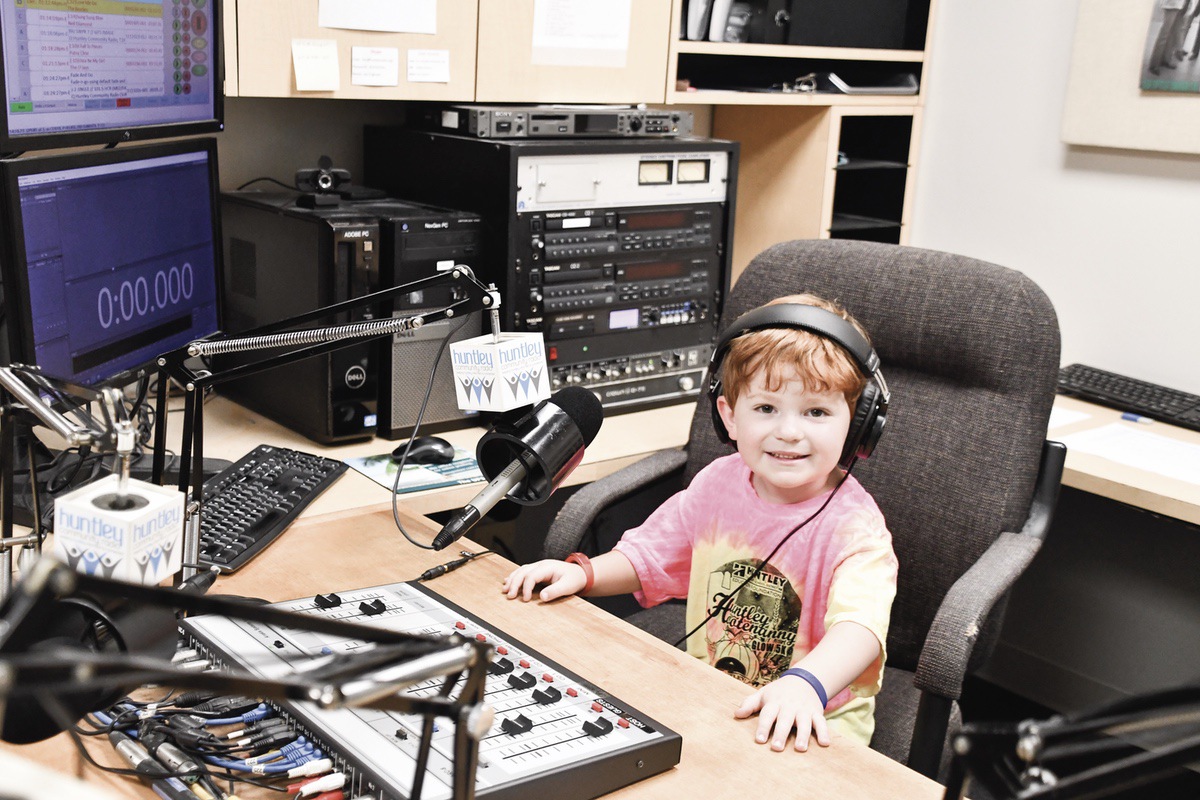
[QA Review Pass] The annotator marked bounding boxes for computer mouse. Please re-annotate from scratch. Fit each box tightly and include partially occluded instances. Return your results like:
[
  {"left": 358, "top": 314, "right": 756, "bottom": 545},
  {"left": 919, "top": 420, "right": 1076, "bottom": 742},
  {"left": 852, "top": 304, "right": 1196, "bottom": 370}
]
[{"left": 392, "top": 435, "right": 456, "bottom": 465}]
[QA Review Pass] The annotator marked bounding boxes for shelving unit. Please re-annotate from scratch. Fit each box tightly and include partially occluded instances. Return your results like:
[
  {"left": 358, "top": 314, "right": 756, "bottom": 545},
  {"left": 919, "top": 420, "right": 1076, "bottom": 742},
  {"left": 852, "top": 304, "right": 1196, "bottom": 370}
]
[
  {"left": 669, "top": 40, "right": 924, "bottom": 106},
  {"left": 219, "top": 0, "right": 937, "bottom": 280},
  {"left": 673, "top": 0, "right": 934, "bottom": 277},
  {"left": 828, "top": 112, "right": 916, "bottom": 245}
]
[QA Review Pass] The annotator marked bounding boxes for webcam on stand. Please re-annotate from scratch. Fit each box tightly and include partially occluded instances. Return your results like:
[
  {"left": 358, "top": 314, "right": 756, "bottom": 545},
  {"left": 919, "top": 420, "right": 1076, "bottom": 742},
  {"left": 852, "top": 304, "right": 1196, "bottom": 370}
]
[{"left": 295, "top": 155, "right": 385, "bottom": 208}]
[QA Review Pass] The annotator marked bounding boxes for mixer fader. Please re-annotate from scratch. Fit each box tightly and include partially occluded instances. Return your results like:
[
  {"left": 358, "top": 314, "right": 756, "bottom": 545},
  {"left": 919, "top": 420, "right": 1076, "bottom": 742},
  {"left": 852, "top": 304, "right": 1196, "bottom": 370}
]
[{"left": 182, "top": 581, "right": 682, "bottom": 800}]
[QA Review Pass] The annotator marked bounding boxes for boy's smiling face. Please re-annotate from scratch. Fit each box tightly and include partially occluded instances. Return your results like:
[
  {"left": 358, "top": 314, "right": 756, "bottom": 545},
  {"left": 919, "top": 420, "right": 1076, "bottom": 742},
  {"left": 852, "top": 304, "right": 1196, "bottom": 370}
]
[{"left": 716, "top": 366, "right": 852, "bottom": 505}]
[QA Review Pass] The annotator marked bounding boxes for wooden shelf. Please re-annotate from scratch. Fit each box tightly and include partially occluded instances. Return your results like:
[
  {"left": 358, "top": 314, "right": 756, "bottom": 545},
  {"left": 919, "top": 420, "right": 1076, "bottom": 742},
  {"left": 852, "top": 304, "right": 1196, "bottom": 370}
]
[
  {"left": 835, "top": 158, "right": 910, "bottom": 170},
  {"left": 668, "top": 88, "right": 921, "bottom": 106},
  {"left": 829, "top": 213, "right": 902, "bottom": 232},
  {"left": 673, "top": 40, "right": 926, "bottom": 63}
]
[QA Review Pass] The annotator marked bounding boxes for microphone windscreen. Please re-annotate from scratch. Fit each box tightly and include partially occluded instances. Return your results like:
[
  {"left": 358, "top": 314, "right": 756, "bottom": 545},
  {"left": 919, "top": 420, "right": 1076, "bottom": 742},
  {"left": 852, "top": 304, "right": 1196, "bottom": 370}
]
[{"left": 548, "top": 386, "right": 603, "bottom": 445}]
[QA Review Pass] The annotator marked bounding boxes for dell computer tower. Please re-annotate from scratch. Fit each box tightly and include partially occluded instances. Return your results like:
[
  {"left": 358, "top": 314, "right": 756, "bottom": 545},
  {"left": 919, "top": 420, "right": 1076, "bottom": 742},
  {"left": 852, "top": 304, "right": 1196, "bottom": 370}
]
[{"left": 219, "top": 193, "right": 483, "bottom": 444}]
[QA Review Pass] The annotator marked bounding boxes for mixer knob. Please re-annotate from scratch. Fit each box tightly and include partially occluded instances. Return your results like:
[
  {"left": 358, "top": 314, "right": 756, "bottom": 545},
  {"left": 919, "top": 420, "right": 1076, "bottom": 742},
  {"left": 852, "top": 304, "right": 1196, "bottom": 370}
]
[
  {"left": 501, "top": 714, "right": 534, "bottom": 736},
  {"left": 677, "top": 375, "right": 695, "bottom": 392},
  {"left": 583, "top": 717, "right": 614, "bottom": 737},
  {"left": 507, "top": 672, "right": 537, "bottom": 690},
  {"left": 532, "top": 686, "right": 562, "bottom": 705}
]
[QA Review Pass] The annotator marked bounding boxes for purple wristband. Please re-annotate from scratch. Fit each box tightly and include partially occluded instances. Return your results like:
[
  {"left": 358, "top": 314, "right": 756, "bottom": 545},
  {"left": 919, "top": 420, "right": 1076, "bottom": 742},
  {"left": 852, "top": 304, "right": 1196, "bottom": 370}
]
[{"left": 781, "top": 667, "right": 828, "bottom": 708}]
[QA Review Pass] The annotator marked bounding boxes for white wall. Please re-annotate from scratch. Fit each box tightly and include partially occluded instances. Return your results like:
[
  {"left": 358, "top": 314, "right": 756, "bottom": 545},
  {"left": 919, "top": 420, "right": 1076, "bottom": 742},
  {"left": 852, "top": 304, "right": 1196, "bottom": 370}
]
[{"left": 910, "top": 0, "right": 1200, "bottom": 394}]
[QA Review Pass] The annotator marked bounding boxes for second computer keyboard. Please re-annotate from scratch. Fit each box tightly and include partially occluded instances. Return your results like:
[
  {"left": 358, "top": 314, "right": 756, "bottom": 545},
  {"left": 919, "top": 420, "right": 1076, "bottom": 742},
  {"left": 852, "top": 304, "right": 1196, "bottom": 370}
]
[
  {"left": 198, "top": 444, "right": 348, "bottom": 572},
  {"left": 1057, "top": 363, "right": 1200, "bottom": 433}
]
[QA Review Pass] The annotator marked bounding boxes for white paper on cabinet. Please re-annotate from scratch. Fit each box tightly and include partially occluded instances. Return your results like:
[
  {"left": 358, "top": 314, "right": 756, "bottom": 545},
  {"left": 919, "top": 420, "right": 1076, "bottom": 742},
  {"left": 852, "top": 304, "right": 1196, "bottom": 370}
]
[
  {"left": 318, "top": 0, "right": 437, "bottom": 34},
  {"left": 408, "top": 49, "right": 450, "bottom": 83},
  {"left": 352, "top": 46, "right": 400, "bottom": 86},
  {"left": 531, "top": 0, "right": 632, "bottom": 68},
  {"left": 292, "top": 39, "right": 340, "bottom": 91}
]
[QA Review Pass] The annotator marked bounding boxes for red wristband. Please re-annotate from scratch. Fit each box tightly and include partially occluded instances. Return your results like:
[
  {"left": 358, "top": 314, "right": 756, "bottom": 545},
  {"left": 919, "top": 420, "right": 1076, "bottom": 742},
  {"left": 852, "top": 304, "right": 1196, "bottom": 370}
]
[{"left": 565, "top": 552, "right": 594, "bottom": 594}]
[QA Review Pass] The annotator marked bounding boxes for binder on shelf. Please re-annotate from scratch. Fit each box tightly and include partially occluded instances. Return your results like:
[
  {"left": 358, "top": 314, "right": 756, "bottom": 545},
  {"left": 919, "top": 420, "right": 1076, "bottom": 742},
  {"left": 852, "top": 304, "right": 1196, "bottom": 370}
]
[
  {"left": 708, "top": 0, "right": 733, "bottom": 41},
  {"left": 686, "top": 0, "right": 713, "bottom": 40}
]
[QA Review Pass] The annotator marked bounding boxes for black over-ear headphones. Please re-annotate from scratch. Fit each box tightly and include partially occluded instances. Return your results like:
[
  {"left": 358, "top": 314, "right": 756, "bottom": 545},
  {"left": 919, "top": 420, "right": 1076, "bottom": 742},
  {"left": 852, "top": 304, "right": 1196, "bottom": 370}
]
[{"left": 706, "top": 304, "right": 889, "bottom": 470}]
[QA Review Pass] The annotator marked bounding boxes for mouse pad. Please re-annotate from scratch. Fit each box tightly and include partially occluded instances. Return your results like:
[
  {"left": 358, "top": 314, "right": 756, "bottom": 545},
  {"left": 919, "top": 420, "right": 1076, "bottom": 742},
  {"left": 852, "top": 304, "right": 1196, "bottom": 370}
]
[{"left": 345, "top": 448, "right": 484, "bottom": 494}]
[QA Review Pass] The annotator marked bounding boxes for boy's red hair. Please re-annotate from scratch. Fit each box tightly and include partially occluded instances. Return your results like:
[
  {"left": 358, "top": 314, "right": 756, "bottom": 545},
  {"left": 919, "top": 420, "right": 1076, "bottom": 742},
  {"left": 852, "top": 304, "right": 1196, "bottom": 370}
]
[{"left": 720, "top": 294, "right": 870, "bottom": 410}]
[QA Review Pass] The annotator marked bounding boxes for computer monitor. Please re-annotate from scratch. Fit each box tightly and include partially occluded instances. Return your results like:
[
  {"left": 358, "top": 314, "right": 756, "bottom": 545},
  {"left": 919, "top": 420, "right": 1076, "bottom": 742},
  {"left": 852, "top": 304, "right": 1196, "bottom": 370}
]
[
  {"left": 0, "top": 0, "right": 222, "bottom": 152},
  {"left": 0, "top": 138, "right": 222, "bottom": 388}
]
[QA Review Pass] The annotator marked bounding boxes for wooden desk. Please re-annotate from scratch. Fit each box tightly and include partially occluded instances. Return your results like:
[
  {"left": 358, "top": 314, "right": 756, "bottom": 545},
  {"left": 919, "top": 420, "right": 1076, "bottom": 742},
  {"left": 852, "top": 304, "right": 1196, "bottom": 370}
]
[
  {"left": 192, "top": 395, "right": 696, "bottom": 517},
  {"left": 1052, "top": 395, "right": 1200, "bottom": 527},
  {"left": 982, "top": 395, "right": 1200, "bottom": 712},
  {"left": 4, "top": 507, "right": 944, "bottom": 799}
]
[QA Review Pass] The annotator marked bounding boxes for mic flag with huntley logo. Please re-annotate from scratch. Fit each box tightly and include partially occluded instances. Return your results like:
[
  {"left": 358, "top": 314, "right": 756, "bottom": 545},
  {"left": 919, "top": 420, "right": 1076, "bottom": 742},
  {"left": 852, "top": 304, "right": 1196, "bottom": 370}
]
[{"left": 450, "top": 331, "right": 551, "bottom": 412}]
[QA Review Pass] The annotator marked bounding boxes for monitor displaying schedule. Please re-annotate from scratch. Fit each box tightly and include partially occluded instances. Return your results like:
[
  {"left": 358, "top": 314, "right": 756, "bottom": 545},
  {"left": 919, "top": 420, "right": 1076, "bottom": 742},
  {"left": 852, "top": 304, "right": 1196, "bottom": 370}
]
[
  {"left": 0, "top": 0, "right": 221, "bottom": 150},
  {"left": 0, "top": 140, "right": 221, "bottom": 387}
]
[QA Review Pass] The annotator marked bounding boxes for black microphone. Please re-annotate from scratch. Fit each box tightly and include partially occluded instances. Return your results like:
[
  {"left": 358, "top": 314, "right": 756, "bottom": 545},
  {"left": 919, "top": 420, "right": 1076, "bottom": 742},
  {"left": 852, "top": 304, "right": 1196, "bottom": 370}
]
[{"left": 432, "top": 387, "right": 603, "bottom": 550}]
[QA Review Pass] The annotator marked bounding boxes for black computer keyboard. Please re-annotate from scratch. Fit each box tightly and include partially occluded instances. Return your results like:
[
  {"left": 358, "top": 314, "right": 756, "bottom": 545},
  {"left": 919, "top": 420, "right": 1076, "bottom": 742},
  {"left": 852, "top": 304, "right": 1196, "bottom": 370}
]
[
  {"left": 1057, "top": 363, "right": 1200, "bottom": 433},
  {"left": 198, "top": 444, "right": 348, "bottom": 572}
]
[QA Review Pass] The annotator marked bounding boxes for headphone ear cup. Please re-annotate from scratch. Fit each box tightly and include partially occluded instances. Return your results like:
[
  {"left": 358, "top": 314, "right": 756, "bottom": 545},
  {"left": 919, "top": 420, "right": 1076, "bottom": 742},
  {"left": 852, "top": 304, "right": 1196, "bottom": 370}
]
[
  {"left": 840, "top": 381, "right": 883, "bottom": 470},
  {"left": 708, "top": 379, "right": 732, "bottom": 443}
]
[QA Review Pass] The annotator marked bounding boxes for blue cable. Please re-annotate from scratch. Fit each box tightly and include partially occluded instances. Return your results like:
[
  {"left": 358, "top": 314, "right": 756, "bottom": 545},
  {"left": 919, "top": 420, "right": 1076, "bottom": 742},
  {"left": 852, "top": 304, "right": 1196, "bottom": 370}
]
[
  {"left": 203, "top": 747, "right": 323, "bottom": 774},
  {"left": 204, "top": 703, "right": 273, "bottom": 726}
]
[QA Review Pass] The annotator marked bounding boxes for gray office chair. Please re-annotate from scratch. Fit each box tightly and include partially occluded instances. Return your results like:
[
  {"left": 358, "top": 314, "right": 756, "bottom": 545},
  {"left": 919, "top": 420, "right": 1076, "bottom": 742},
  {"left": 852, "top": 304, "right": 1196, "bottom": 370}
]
[{"left": 543, "top": 239, "right": 1066, "bottom": 780}]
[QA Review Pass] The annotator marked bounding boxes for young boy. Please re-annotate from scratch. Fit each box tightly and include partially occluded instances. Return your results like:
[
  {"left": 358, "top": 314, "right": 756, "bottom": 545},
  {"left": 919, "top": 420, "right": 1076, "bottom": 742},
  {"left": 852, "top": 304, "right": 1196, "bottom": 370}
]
[{"left": 502, "top": 293, "right": 897, "bottom": 753}]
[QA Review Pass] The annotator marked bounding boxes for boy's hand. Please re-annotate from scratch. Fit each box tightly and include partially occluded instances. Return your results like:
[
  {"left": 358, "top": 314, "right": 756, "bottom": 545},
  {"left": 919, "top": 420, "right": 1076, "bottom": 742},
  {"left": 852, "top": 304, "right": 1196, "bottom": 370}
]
[
  {"left": 502, "top": 559, "right": 587, "bottom": 602},
  {"left": 734, "top": 673, "right": 831, "bottom": 752}
]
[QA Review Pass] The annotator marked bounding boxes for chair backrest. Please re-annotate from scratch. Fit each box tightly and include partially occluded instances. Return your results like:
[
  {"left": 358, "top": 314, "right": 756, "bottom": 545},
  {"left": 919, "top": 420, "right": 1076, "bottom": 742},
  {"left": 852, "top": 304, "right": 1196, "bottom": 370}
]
[{"left": 684, "top": 240, "right": 1061, "bottom": 672}]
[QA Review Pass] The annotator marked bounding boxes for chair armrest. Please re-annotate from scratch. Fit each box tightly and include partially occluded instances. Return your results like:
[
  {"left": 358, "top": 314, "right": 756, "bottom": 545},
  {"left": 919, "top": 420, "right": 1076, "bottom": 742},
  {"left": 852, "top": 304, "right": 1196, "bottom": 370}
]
[
  {"left": 912, "top": 440, "right": 1066, "bottom": 700},
  {"left": 911, "top": 530, "right": 1042, "bottom": 700},
  {"left": 543, "top": 448, "right": 688, "bottom": 560}
]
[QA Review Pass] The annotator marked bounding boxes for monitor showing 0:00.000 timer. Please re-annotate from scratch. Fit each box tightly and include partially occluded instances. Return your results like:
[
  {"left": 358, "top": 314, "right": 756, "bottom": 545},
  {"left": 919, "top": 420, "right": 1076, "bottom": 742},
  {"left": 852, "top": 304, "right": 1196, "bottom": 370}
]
[{"left": 0, "top": 137, "right": 222, "bottom": 387}]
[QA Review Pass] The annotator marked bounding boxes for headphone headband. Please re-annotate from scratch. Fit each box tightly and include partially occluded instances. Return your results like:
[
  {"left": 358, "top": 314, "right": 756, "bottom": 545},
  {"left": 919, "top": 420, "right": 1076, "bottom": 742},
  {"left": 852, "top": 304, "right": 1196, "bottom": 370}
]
[{"left": 707, "top": 304, "right": 879, "bottom": 395}]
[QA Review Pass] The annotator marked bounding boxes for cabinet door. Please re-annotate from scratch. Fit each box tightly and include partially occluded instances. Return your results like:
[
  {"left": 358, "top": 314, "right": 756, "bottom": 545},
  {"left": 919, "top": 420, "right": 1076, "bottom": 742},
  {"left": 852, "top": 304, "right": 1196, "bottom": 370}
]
[
  {"left": 713, "top": 106, "right": 833, "bottom": 282},
  {"left": 235, "top": 0, "right": 477, "bottom": 100},
  {"left": 475, "top": 0, "right": 672, "bottom": 103}
]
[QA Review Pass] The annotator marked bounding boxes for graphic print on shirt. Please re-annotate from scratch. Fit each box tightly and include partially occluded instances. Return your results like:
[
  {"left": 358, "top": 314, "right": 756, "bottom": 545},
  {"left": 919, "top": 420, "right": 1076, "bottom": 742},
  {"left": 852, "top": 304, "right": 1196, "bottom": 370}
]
[{"left": 704, "top": 559, "right": 800, "bottom": 686}]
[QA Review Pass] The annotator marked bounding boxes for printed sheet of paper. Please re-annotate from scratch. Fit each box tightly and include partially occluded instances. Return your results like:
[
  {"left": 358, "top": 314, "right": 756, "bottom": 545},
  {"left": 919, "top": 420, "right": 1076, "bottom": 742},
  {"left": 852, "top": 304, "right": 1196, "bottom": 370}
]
[
  {"left": 352, "top": 46, "right": 399, "bottom": 86},
  {"left": 531, "top": 0, "right": 632, "bottom": 68},
  {"left": 318, "top": 0, "right": 437, "bottom": 34},
  {"left": 407, "top": 49, "right": 451, "bottom": 83},
  {"left": 345, "top": 449, "right": 483, "bottom": 494},
  {"left": 292, "top": 39, "right": 340, "bottom": 91},
  {"left": 1048, "top": 406, "right": 1090, "bottom": 430},
  {"left": 1059, "top": 423, "right": 1200, "bottom": 485}
]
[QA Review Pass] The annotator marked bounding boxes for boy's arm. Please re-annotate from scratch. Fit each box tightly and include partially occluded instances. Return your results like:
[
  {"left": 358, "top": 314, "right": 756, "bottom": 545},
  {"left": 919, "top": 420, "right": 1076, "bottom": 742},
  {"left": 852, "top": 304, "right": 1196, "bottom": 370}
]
[
  {"left": 502, "top": 550, "right": 642, "bottom": 603},
  {"left": 734, "top": 621, "right": 882, "bottom": 752}
]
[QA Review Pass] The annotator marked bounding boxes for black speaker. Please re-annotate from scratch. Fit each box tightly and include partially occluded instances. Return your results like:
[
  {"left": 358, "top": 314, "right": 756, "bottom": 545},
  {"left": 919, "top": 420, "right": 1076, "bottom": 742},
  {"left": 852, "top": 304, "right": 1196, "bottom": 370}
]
[{"left": 784, "top": 0, "right": 911, "bottom": 49}]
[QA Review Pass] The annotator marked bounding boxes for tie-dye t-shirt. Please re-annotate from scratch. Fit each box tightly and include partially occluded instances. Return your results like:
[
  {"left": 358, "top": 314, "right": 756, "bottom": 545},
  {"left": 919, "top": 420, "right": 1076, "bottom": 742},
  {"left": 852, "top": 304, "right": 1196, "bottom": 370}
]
[{"left": 613, "top": 453, "right": 897, "bottom": 744}]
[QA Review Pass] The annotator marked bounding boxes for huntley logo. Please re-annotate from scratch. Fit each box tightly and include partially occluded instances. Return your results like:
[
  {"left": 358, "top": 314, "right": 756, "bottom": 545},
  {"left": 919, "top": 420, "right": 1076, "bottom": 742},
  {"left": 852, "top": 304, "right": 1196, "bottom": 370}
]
[
  {"left": 57, "top": 509, "right": 125, "bottom": 545},
  {"left": 453, "top": 349, "right": 494, "bottom": 369},
  {"left": 498, "top": 340, "right": 544, "bottom": 364},
  {"left": 57, "top": 505, "right": 182, "bottom": 547},
  {"left": 451, "top": 332, "right": 550, "bottom": 411},
  {"left": 132, "top": 506, "right": 182, "bottom": 543}
]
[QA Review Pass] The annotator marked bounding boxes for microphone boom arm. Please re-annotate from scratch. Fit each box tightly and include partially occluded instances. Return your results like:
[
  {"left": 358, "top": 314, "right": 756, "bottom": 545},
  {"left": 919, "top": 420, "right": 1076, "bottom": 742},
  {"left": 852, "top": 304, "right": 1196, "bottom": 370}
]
[{"left": 149, "top": 265, "right": 499, "bottom": 581}]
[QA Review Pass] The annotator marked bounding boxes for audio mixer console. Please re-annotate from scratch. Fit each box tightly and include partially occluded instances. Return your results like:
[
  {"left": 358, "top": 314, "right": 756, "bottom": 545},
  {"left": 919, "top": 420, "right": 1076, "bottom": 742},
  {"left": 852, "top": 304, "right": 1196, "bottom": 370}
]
[{"left": 182, "top": 581, "right": 682, "bottom": 800}]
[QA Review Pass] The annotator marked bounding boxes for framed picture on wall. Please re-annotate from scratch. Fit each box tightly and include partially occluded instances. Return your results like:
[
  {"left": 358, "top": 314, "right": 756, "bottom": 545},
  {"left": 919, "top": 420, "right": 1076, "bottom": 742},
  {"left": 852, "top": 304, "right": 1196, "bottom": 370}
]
[{"left": 1142, "top": 0, "right": 1200, "bottom": 92}]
